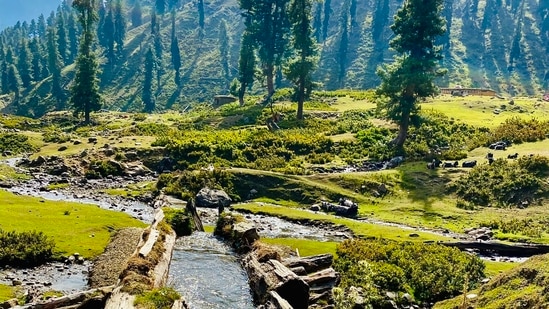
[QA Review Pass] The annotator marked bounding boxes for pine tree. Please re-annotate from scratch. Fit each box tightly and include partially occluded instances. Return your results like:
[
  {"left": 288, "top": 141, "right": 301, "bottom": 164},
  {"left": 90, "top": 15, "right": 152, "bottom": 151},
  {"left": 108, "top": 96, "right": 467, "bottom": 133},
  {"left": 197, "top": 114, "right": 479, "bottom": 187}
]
[
  {"left": 0, "top": 61, "right": 9, "bottom": 94},
  {"left": 37, "top": 14, "right": 47, "bottom": 40},
  {"left": 285, "top": 0, "right": 317, "bottom": 120},
  {"left": 237, "top": 31, "right": 255, "bottom": 106},
  {"left": 240, "top": 0, "right": 290, "bottom": 96},
  {"left": 47, "top": 26, "right": 65, "bottom": 109},
  {"left": 56, "top": 13, "right": 69, "bottom": 64},
  {"left": 376, "top": 0, "right": 446, "bottom": 148},
  {"left": 6, "top": 64, "right": 21, "bottom": 97},
  {"left": 170, "top": 12, "right": 181, "bottom": 86},
  {"left": 198, "top": 0, "right": 205, "bottom": 29},
  {"left": 336, "top": 0, "right": 350, "bottom": 88},
  {"left": 29, "top": 38, "right": 44, "bottom": 81},
  {"left": 131, "top": 0, "right": 143, "bottom": 27},
  {"left": 103, "top": 9, "right": 116, "bottom": 63},
  {"left": 219, "top": 20, "right": 230, "bottom": 84},
  {"left": 67, "top": 13, "right": 79, "bottom": 63},
  {"left": 17, "top": 40, "right": 32, "bottom": 88},
  {"left": 71, "top": 0, "right": 102, "bottom": 124},
  {"left": 143, "top": 48, "right": 155, "bottom": 113},
  {"left": 312, "top": 2, "right": 322, "bottom": 43},
  {"left": 113, "top": 0, "right": 126, "bottom": 56},
  {"left": 322, "top": 0, "right": 331, "bottom": 41},
  {"left": 168, "top": 0, "right": 180, "bottom": 11},
  {"left": 156, "top": 0, "right": 166, "bottom": 15},
  {"left": 151, "top": 11, "right": 157, "bottom": 35}
]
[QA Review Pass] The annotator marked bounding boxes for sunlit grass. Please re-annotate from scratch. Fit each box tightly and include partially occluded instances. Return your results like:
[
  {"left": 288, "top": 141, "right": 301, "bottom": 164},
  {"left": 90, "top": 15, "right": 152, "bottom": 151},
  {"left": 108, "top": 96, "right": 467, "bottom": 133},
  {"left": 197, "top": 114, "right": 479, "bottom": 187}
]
[
  {"left": 260, "top": 238, "right": 338, "bottom": 257},
  {"left": 0, "top": 285, "right": 14, "bottom": 302},
  {"left": 0, "top": 190, "right": 146, "bottom": 258}
]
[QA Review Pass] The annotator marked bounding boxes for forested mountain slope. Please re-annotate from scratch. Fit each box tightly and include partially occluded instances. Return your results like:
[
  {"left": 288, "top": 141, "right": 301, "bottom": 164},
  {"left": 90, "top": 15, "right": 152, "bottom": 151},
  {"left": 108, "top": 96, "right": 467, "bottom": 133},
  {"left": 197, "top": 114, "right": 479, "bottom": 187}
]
[{"left": 0, "top": 0, "right": 547, "bottom": 117}]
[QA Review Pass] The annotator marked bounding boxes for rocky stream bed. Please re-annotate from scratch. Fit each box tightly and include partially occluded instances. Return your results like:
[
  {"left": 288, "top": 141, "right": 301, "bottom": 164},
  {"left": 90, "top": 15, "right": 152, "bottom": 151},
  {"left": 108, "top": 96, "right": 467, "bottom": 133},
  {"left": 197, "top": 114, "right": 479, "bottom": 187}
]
[{"left": 0, "top": 156, "right": 542, "bottom": 307}]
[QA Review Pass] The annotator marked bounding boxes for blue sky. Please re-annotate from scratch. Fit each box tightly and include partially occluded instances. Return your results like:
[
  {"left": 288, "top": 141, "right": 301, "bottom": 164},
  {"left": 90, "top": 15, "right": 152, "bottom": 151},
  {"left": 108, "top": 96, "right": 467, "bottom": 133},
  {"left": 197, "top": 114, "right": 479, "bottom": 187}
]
[{"left": 0, "top": 0, "right": 62, "bottom": 30}]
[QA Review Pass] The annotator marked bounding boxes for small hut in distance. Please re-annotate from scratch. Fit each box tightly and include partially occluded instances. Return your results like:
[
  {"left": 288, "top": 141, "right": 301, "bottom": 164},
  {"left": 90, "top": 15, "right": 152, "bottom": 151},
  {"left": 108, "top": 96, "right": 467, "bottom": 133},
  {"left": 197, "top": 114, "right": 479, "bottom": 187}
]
[{"left": 213, "top": 95, "right": 237, "bottom": 107}]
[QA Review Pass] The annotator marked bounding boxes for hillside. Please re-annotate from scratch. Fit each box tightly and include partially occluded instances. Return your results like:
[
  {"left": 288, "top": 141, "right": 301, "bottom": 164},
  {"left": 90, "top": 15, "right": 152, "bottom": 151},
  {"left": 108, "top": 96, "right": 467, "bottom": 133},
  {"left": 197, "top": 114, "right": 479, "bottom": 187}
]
[
  {"left": 435, "top": 253, "right": 549, "bottom": 309},
  {"left": 0, "top": 0, "right": 548, "bottom": 117}
]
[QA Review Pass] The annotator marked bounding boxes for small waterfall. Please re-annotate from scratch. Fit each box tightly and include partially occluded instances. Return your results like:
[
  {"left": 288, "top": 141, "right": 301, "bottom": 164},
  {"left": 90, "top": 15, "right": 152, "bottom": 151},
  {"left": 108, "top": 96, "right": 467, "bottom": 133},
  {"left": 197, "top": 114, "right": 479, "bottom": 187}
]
[{"left": 168, "top": 232, "right": 254, "bottom": 309}]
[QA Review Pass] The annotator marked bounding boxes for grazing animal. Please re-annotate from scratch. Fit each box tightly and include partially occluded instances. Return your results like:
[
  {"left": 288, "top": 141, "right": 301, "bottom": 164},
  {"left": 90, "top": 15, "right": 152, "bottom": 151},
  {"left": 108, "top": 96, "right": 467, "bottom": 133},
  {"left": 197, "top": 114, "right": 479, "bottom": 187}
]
[
  {"left": 442, "top": 161, "right": 458, "bottom": 168},
  {"left": 507, "top": 153, "right": 519, "bottom": 159},
  {"left": 462, "top": 160, "right": 477, "bottom": 168},
  {"left": 427, "top": 159, "right": 441, "bottom": 170}
]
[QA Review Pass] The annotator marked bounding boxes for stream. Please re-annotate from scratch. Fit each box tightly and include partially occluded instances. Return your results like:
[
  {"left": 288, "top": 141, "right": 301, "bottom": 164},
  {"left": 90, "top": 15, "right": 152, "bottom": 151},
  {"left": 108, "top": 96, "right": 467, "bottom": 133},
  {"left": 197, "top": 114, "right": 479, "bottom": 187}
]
[
  {"left": 0, "top": 157, "right": 531, "bottom": 305},
  {"left": 168, "top": 232, "right": 254, "bottom": 309}
]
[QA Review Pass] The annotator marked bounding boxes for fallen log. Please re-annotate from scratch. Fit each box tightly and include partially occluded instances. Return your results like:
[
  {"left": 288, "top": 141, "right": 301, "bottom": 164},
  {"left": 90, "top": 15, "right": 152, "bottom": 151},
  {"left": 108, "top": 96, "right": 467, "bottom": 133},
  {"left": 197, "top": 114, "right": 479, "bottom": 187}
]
[
  {"left": 441, "top": 241, "right": 549, "bottom": 257},
  {"left": 17, "top": 286, "right": 114, "bottom": 309},
  {"left": 243, "top": 254, "right": 309, "bottom": 309},
  {"left": 301, "top": 267, "right": 340, "bottom": 287},
  {"left": 283, "top": 254, "right": 333, "bottom": 274},
  {"left": 268, "top": 291, "right": 293, "bottom": 309},
  {"left": 138, "top": 229, "right": 159, "bottom": 258}
]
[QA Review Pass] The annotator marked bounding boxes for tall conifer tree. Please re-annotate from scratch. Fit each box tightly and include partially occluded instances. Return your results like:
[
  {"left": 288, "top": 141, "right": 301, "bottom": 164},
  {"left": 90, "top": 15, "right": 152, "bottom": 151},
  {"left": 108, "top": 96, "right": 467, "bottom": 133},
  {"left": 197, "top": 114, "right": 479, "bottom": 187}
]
[
  {"left": 71, "top": 0, "right": 102, "bottom": 124},
  {"left": 285, "top": 0, "right": 317, "bottom": 120},
  {"left": 376, "top": 0, "right": 446, "bottom": 148}
]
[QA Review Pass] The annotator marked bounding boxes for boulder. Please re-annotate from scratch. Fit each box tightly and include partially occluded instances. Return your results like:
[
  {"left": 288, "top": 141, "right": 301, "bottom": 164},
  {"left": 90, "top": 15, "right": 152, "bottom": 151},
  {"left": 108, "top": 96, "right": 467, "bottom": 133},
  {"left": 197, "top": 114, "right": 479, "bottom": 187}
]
[
  {"left": 58, "top": 146, "right": 68, "bottom": 151},
  {"left": 195, "top": 187, "right": 232, "bottom": 208}
]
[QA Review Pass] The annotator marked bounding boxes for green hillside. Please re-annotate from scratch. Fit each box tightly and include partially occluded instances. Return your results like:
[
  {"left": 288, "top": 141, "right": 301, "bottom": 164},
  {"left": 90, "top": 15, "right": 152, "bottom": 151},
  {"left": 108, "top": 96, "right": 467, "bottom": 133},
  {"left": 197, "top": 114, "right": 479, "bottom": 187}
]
[{"left": 0, "top": 0, "right": 547, "bottom": 117}]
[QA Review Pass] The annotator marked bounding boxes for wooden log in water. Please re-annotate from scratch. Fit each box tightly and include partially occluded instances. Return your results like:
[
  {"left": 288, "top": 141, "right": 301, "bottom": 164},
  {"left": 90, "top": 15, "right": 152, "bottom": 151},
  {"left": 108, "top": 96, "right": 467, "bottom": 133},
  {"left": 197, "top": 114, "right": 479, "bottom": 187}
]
[{"left": 282, "top": 254, "right": 333, "bottom": 274}]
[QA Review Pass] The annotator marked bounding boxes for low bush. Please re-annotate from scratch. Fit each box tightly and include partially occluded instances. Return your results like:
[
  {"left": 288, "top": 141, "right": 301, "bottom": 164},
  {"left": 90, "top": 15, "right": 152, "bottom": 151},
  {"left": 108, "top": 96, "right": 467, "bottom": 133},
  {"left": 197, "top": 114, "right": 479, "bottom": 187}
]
[
  {"left": 452, "top": 156, "right": 549, "bottom": 207},
  {"left": 88, "top": 160, "right": 125, "bottom": 178},
  {"left": 480, "top": 217, "right": 549, "bottom": 239},
  {"left": 156, "top": 169, "right": 235, "bottom": 201},
  {"left": 0, "top": 133, "right": 36, "bottom": 155},
  {"left": 334, "top": 239, "right": 485, "bottom": 306},
  {"left": 488, "top": 117, "right": 549, "bottom": 145},
  {"left": 0, "top": 229, "right": 55, "bottom": 267},
  {"left": 163, "top": 208, "right": 193, "bottom": 236}
]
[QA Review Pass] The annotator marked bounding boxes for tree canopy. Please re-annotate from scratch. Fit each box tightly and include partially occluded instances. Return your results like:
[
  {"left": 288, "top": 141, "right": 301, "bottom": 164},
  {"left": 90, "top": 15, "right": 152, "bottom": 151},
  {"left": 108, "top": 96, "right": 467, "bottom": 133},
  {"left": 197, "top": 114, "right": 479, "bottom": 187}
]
[{"left": 376, "top": 0, "right": 446, "bottom": 148}]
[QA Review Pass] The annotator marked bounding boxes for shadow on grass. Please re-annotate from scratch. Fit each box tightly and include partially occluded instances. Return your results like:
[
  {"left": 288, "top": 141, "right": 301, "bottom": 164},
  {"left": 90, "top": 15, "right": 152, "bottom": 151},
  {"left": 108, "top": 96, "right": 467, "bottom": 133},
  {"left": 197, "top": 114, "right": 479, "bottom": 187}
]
[{"left": 397, "top": 162, "right": 454, "bottom": 219}]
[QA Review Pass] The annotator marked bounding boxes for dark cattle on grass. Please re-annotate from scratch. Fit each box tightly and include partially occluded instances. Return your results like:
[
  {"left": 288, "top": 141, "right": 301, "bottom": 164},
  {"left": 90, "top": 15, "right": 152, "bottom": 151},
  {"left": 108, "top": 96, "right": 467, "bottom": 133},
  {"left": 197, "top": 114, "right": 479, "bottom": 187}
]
[{"left": 462, "top": 160, "right": 477, "bottom": 168}]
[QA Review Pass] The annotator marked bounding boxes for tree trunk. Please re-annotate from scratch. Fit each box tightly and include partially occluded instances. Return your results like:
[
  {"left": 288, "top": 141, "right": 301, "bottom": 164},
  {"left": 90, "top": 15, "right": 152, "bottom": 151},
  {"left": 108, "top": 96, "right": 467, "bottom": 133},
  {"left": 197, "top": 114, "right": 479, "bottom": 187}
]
[
  {"left": 266, "top": 64, "right": 275, "bottom": 96},
  {"left": 296, "top": 75, "right": 305, "bottom": 120},
  {"left": 393, "top": 108, "right": 410, "bottom": 148},
  {"left": 238, "top": 84, "right": 246, "bottom": 106},
  {"left": 85, "top": 105, "right": 90, "bottom": 124}
]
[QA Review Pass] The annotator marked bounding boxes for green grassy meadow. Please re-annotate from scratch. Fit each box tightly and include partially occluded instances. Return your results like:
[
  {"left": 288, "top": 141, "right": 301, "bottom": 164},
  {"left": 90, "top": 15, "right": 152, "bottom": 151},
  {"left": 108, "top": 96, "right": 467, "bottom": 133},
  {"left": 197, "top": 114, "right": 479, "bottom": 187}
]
[
  {"left": 0, "top": 190, "right": 146, "bottom": 258},
  {"left": 0, "top": 284, "right": 14, "bottom": 302}
]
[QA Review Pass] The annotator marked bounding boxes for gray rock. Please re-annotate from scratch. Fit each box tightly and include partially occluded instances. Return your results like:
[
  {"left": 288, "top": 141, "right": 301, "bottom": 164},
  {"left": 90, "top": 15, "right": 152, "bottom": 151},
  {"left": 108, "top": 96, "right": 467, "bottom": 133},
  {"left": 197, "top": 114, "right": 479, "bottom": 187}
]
[
  {"left": 196, "top": 187, "right": 232, "bottom": 208},
  {"left": 58, "top": 146, "right": 68, "bottom": 151}
]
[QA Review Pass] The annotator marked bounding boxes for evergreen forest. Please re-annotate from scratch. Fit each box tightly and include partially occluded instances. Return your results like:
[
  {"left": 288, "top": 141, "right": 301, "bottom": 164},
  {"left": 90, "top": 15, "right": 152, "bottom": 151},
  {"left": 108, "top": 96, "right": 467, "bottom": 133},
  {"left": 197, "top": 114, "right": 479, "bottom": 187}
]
[{"left": 0, "top": 0, "right": 547, "bottom": 117}]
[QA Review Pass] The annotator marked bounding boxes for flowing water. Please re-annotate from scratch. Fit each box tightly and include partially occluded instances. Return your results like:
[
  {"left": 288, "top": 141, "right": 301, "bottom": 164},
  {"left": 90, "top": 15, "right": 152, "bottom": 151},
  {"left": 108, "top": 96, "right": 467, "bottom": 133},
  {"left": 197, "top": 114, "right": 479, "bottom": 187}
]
[{"left": 168, "top": 232, "right": 254, "bottom": 309}]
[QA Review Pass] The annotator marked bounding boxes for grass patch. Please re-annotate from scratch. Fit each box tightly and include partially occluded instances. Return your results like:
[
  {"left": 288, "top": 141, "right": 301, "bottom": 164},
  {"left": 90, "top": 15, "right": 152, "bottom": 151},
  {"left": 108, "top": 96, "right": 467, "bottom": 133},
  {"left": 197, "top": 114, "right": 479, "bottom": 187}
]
[
  {"left": 102, "top": 181, "right": 156, "bottom": 198},
  {"left": 0, "top": 190, "right": 146, "bottom": 259},
  {"left": 483, "top": 261, "right": 519, "bottom": 277},
  {"left": 260, "top": 238, "right": 338, "bottom": 257},
  {"left": 0, "top": 164, "right": 30, "bottom": 181},
  {"left": 0, "top": 284, "right": 14, "bottom": 302},
  {"left": 45, "top": 183, "right": 70, "bottom": 191},
  {"left": 233, "top": 203, "right": 452, "bottom": 242},
  {"left": 134, "top": 287, "right": 181, "bottom": 309}
]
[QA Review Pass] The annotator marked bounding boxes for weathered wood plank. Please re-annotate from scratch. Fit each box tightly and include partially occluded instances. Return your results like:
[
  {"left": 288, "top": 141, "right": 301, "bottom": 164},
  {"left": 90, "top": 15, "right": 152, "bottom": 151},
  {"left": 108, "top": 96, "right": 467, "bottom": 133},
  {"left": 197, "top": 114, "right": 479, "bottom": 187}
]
[
  {"left": 283, "top": 254, "right": 333, "bottom": 274},
  {"left": 138, "top": 229, "right": 159, "bottom": 258}
]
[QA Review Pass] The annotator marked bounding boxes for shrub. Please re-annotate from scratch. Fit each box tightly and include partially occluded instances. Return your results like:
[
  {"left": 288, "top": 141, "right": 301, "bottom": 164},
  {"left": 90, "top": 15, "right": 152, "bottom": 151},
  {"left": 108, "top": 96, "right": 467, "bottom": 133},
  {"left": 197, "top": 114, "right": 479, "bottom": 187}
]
[
  {"left": 334, "top": 239, "right": 485, "bottom": 305},
  {"left": 163, "top": 208, "right": 193, "bottom": 236},
  {"left": 0, "top": 229, "right": 55, "bottom": 267},
  {"left": 0, "top": 133, "right": 36, "bottom": 155},
  {"left": 156, "top": 169, "right": 236, "bottom": 201},
  {"left": 134, "top": 287, "right": 181, "bottom": 309},
  {"left": 89, "top": 160, "right": 125, "bottom": 178},
  {"left": 453, "top": 156, "right": 548, "bottom": 207},
  {"left": 488, "top": 117, "right": 549, "bottom": 144}
]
